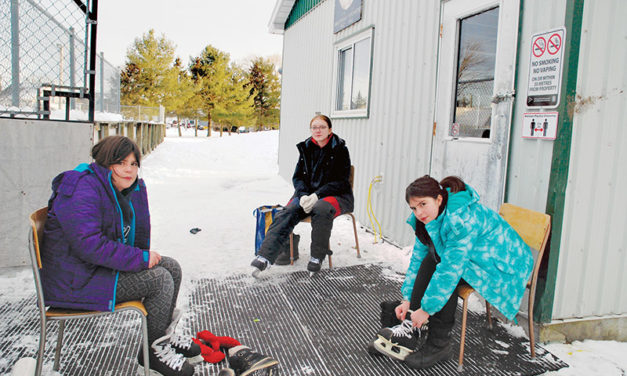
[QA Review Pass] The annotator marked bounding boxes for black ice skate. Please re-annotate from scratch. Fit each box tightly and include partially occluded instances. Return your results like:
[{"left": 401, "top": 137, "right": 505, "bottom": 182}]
[
  {"left": 137, "top": 335, "right": 195, "bottom": 376},
  {"left": 251, "top": 256, "right": 270, "bottom": 278},
  {"left": 217, "top": 368, "right": 236, "bottom": 376},
  {"left": 372, "top": 316, "right": 427, "bottom": 361},
  {"left": 307, "top": 256, "right": 322, "bottom": 276},
  {"left": 227, "top": 345, "right": 279, "bottom": 376},
  {"left": 170, "top": 331, "right": 203, "bottom": 364}
]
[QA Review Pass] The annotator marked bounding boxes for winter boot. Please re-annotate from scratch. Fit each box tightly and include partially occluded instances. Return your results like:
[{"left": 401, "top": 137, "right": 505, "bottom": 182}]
[
  {"left": 403, "top": 325, "right": 452, "bottom": 369},
  {"left": 275, "top": 234, "right": 299, "bottom": 265},
  {"left": 227, "top": 345, "right": 278, "bottom": 376},
  {"left": 373, "top": 314, "right": 427, "bottom": 361},
  {"left": 137, "top": 335, "right": 195, "bottom": 376},
  {"left": 380, "top": 300, "right": 402, "bottom": 328},
  {"left": 251, "top": 256, "right": 270, "bottom": 278}
]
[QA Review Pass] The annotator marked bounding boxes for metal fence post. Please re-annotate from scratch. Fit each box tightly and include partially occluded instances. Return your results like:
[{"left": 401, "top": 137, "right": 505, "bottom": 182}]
[
  {"left": 10, "top": 0, "right": 20, "bottom": 107},
  {"left": 99, "top": 51, "right": 104, "bottom": 112},
  {"left": 69, "top": 27, "right": 76, "bottom": 109}
]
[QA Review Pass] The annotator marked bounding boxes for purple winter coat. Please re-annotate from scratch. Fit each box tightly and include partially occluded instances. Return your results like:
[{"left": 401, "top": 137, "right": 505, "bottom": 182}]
[{"left": 41, "top": 162, "right": 150, "bottom": 311}]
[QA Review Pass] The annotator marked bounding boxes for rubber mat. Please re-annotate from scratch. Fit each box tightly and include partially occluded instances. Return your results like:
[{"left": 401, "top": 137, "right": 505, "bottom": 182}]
[
  {"left": 0, "top": 264, "right": 568, "bottom": 375},
  {"left": 188, "top": 264, "right": 567, "bottom": 376}
]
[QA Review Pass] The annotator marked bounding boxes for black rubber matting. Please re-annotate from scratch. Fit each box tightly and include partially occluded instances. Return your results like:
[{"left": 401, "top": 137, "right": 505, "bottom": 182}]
[
  {"left": 188, "top": 264, "right": 567, "bottom": 376},
  {"left": 0, "top": 264, "right": 568, "bottom": 375}
]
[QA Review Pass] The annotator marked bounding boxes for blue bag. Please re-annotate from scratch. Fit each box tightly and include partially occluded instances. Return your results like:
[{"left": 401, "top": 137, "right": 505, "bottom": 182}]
[{"left": 253, "top": 205, "right": 284, "bottom": 255}]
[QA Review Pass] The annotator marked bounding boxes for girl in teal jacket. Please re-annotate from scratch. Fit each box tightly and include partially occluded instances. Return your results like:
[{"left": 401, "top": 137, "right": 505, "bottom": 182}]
[{"left": 375, "top": 175, "right": 533, "bottom": 369}]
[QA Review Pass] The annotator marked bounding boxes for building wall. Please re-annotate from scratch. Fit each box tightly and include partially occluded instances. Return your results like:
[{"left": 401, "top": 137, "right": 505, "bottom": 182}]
[
  {"left": 0, "top": 119, "right": 93, "bottom": 267},
  {"left": 505, "top": 0, "right": 568, "bottom": 212},
  {"left": 279, "top": 0, "right": 441, "bottom": 246},
  {"left": 551, "top": 0, "right": 627, "bottom": 320}
]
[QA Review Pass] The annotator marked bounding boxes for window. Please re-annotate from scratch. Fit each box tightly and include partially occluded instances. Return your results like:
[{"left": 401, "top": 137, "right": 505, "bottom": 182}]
[
  {"left": 452, "top": 7, "right": 498, "bottom": 138},
  {"left": 332, "top": 27, "right": 373, "bottom": 118}
]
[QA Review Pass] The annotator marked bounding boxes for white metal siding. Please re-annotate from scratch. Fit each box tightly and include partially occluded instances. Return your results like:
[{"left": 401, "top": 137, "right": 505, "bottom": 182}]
[
  {"left": 552, "top": 0, "right": 627, "bottom": 319},
  {"left": 279, "top": 0, "right": 441, "bottom": 246},
  {"left": 505, "top": 0, "right": 568, "bottom": 213}
]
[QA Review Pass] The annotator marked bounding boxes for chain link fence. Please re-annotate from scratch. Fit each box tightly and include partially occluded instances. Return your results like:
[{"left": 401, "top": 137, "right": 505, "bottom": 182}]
[
  {"left": 454, "top": 78, "right": 494, "bottom": 138},
  {"left": 0, "top": 0, "right": 119, "bottom": 121}
]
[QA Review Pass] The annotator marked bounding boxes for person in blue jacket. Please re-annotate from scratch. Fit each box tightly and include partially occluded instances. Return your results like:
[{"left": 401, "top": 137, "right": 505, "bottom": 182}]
[
  {"left": 41, "top": 136, "right": 198, "bottom": 376},
  {"left": 250, "top": 114, "right": 354, "bottom": 276},
  {"left": 373, "top": 175, "right": 533, "bottom": 369}
]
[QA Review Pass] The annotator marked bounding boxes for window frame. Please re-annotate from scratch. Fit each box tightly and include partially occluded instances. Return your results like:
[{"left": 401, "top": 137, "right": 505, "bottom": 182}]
[{"left": 331, "top": 26, "right": 374, "bottom": 119}]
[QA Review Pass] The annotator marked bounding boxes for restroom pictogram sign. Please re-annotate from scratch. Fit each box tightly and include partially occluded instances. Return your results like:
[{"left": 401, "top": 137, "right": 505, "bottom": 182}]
[{"left": 526, "top": 27, "right": 566, "bottom": 108}]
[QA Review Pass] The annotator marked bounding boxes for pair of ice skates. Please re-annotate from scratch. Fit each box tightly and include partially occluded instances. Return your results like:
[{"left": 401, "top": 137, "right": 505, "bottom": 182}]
[{"left": 251, "top": 254, "right": 327, "bottom": 278}]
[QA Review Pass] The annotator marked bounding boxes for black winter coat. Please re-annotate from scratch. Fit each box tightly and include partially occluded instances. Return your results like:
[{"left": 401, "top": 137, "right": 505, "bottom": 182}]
[{"left": 292, "top": 133, "right": 354, "bottom": 209}]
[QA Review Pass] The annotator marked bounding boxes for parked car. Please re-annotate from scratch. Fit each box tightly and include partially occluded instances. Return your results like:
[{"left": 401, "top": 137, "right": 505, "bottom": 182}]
[{"left": 238, "top": 126, "right": 249, "bottom": 133}]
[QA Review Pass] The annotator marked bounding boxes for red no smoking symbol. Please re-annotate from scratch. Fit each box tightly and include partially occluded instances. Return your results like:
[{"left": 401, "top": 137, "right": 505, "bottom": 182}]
[
  {"left": 533, "top": 36, "right": 546, "bottom": 58},
  {"left": 548, "top": 33, "right": 562, "bottom": 55}
]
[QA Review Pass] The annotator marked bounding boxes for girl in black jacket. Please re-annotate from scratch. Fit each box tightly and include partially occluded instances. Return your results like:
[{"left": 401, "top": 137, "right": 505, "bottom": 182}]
[{"left": 251, "top": 115, "right": 354, "bottom": 276}]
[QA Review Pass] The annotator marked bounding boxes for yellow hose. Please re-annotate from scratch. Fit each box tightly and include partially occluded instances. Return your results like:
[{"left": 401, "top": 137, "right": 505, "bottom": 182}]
[{"left": 367, "top": 176, "right": 383, "bottom": 243}]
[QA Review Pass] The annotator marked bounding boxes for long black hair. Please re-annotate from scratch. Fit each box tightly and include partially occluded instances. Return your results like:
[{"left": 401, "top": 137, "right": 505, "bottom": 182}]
[{"left": 405, "top": 175, "right": 466, "bottom": 246}]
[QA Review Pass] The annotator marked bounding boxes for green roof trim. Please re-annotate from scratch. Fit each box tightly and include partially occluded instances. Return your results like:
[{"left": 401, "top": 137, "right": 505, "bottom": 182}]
[
  {"left": 537, "top": 0, "right": 585, "bottom": 323},
  {"left": 285, "top": 0, "right": 323, "bottom": 29}
]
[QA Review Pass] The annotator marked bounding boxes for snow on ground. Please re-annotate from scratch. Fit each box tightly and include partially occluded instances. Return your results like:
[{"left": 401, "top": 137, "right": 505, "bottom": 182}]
[{"left": 1, "top": 127, "right": 625, "bottom": 375}]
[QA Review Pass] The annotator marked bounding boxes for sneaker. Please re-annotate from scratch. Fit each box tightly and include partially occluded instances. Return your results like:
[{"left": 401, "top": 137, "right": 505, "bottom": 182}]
[
  {"left": 227, "top": 345, "right": 279, "bottom": 376},
  {"left": 137, "top": 335, "right": 195, "bottom": 376},
  {"left": 251, "top": 256, "right": 270, "bottom": 278},
  {"left": 218, "top": 368, "right": 236, "bottom": 376},
  {"left": 373, "top": 319, "right": 425, "bottom": 361},
  {"left": 170, "top": 331, "right": 203, "bottom": 364}
]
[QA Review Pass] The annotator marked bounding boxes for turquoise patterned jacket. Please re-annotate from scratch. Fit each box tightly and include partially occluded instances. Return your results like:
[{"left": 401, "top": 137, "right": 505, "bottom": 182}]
[{"left": 401, "top": 185, "right": 533, "bottom": 320}]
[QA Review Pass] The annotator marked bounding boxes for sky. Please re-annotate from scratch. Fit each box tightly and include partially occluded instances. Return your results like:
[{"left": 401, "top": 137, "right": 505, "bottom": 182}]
[
  {"left": 1, "top": 129, "right": 626, "bottom": 374},
  {"left": 97, "top": 0, "right": 284, "bottom": 69}
]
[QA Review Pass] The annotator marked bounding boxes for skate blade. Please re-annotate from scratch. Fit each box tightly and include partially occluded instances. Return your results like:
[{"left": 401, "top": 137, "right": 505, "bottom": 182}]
[
  {"left": 240, "top": 359, "right": 279, "bottom": 376},
  {"left": 372, "top": 336, "right": 413, "bottom": 361},
  {"left": 251, "top": 267, "right": 263, "bottom": 279}
]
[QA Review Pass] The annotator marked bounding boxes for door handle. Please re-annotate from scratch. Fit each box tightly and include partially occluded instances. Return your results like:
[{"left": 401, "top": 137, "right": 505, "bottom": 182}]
[{"left": 491, "top": 90, "right": 516, "bottom": 104}]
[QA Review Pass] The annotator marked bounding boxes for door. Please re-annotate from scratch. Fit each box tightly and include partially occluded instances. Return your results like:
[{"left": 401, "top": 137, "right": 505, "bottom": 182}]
[{"left": 430, "top": 0, "right": 519, "bottom": 210}]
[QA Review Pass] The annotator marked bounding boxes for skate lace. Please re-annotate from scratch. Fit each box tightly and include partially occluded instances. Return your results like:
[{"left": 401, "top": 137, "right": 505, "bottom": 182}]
[
  {"left": 170, "top": 330, "right": 192, "bottom": 350},
  {"left": 153, "top": 338, "right": 186, "bottom": 371},
  {"left": 391, "top": 320, "right": 427, "bottom": 338}
]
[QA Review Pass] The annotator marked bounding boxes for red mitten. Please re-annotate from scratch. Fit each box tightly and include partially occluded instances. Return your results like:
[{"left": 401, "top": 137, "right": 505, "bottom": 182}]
[
  {"left": 217, "top": 336, "right": 241, "bottom": 349},
  {"left": 193, "top": 338, "right": 225, "bottom": 363},
  {"left": 197, "top": 330, "right": 221, "bottom": 351}
]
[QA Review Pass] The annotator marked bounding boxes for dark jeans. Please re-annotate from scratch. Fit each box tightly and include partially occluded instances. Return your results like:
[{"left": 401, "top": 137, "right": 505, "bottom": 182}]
[
  {"left": 116, "top": 256, "right": 182, "bottom": 344},
  {"left": 258, "top": 196, "right": 350, "bottom": 262},
  {"left": 409, "top": 253, "right": 466, "bottom": 333}
]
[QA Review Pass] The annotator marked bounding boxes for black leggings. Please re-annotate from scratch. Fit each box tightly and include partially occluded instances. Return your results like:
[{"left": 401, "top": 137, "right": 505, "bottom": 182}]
[
  {"left": 409, "top": 253, "right": 465, "bottom": 332},
  {"left": 116, "top": 256, "right": 182, "bottom": 344}
]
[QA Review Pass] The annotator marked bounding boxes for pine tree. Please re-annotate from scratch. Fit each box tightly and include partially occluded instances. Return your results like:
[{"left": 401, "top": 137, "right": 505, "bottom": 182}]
[
  {"left": 246, "top": 57, "right": 281, "bottom": 130},
  {"left": 120, "top": 29, "right": 180, "bottom": 110}
]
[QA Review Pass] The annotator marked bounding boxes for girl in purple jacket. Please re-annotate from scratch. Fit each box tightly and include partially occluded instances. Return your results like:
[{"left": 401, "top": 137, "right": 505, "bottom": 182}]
[{"left": 41, "top": 136, "right": 197, "bottom": 376}]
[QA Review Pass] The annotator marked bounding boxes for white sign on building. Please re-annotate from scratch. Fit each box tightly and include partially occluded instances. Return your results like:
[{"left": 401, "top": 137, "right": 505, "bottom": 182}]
[
  {"left": 526, "top": 27, "right": 566, "bottom": 108},
  {"left": 522, "top": 112, "right": 559, "bottom": 140}
]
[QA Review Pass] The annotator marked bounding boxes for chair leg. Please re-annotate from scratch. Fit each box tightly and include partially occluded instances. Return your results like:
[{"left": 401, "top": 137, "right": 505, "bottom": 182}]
[
  {"left": 289, "top": 232, "right": 294, "bottom": 265},
  {"left": 53, "top": 320, "right": 65, "bottom": 371},
  {"left": 458, "top": 298, "right": 469, "bottom": 372},
  {"left": 486, "top": 301, "right": 493, "bottom": 330},
  {"left": 529, "top": 295, "right": 536, "bottom": 358},
  {"left": 348, "top": 213, "right": 361, "bottom": 258},
  {"left": 141, "top": 315, "right": 150, "bottom": 376},
  {"left": 35, "top": 317, "right": 46, "bottom": 376}
]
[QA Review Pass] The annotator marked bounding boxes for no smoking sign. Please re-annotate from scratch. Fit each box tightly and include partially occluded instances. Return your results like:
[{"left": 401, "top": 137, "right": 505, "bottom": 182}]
[{"left": 526, "top": 27, "right": 566, "bottom": 108}]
